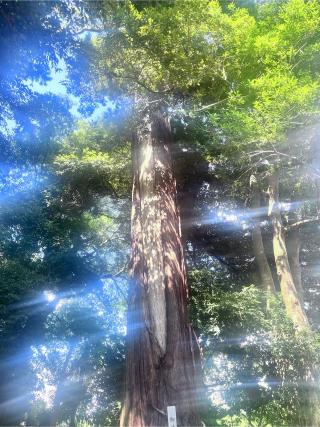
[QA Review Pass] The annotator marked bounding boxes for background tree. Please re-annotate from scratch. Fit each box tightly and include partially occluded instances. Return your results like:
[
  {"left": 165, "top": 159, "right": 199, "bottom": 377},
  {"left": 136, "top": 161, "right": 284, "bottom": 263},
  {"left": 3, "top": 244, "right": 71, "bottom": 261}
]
[{"left": 207, "top": 0, "right": 320, "bottom": 329}]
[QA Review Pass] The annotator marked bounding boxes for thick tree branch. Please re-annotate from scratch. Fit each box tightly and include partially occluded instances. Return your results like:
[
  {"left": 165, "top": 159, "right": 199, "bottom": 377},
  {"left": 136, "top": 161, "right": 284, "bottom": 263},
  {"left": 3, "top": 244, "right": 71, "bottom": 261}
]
[
  {"left": 72, "top": 28, "right": 104, "bottom": 36},
  {"left": 286, "top": 217, "right": 320, "bottom": 231},
  {"left": 192, "top": 98, "right": 228, "bottom": 112}
]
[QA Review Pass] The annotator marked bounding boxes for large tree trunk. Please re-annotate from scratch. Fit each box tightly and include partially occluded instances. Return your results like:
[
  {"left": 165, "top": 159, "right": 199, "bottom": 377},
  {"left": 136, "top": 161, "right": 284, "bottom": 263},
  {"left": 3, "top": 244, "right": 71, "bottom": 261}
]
[
  {"left": 120, "top": 111, "right": 201, "bottom": 427},
  {"left": 286, "top": 228, "right": 304, "bottom": 303},
  {"left": 267, "top": 172, "right": 309, "bottom": 330},
  {"left": 251, "top": 186, "right": 275, "bottom": 293}
]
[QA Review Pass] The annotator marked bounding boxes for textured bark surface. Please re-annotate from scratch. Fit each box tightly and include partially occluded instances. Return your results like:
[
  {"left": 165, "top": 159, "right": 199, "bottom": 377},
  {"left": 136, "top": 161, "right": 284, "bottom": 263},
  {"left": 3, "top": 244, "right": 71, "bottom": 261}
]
[
  {"left": 120, "top": 111, "right": 201, "bottom": 427},
  {"left": 287, "top": 229, "right": 304, "bottom": 303},
  {"left": 251, "top": 186, "right": 275, "bottom": 293},
  {"left": 267, "top": 172, "right": 309, "bottom": 330}
]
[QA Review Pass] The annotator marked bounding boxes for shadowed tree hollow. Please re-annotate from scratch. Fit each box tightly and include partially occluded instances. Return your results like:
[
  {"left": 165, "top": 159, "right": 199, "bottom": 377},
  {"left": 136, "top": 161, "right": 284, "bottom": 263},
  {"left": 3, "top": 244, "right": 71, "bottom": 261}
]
[
  {"left": 120, "top": 109, "right": 201, "bottom": 427},
  {"left": 251, "top": 182, "right": 275, "bottom": 294}
]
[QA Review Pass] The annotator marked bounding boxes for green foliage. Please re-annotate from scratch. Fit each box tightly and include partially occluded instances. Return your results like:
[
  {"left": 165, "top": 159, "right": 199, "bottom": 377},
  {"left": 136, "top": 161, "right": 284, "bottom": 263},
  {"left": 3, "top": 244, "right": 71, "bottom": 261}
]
[
  {"left": 54, "top": 121, "right": 132, "bottom": 198},
  {"left": 30, "top": 284, "right": 126, "bottom": 426},
  {"left": 208, "top": 0, "right": 320, "bottom": 160},
  {"left": 2, "top": 1, "right": 320, "bottom": 426},
  {"left": 94, "top": 0, "right": 227, "bottom": 97},
  {"left": 189, "top": 270, "right": 265, "bottom": 335},
  {"left": 189, "top": 269, "right": 320, "bottom": 426},
  {"left": 0, "top": 116, "right": 131, "bottom": 424}
]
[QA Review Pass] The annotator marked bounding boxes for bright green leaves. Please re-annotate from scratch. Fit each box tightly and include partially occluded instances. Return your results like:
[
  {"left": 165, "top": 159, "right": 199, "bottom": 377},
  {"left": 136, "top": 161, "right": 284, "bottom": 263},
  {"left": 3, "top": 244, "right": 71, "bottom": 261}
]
[
  {"left": 95, "top": 0, "right": 226, "bottom": 96},
  {"left": 93, "top": 0, "right": 320, "bottom": 150},
  {"left": 277, "top": 0, "right": 320, "bottom": 44},
  {"left": 216, "top": 69, "right": 320, "bottom": 149},
  {"left": 54, "top": 122, "right": 131, "bottom": 198},
  {"left": 50, "top": 121, "right": 131, "bottom": 276},
  {"left": 250, "top": 69, "right": 319, "bottom": 137},
  {"left": 131, "top": 0, "right": 221, "bottom": 93},
  {"left": 207, "top": 0, "right": 320, "bottom": 161},
  {"left": 218, "top": 7, "right": 258, "bottom": 82},
  {"left": 55, "top": 150, "right": 115, "bottom": 172},
  {"left": 83, "top": 211, "right": 114, "bottom": 236}
]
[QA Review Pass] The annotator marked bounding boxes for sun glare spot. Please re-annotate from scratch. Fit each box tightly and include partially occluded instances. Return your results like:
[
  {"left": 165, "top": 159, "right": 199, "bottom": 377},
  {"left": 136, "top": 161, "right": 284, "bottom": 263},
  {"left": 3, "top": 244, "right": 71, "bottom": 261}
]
[{"left": 43, "top": 291, "right": 55, "bottom": 302}]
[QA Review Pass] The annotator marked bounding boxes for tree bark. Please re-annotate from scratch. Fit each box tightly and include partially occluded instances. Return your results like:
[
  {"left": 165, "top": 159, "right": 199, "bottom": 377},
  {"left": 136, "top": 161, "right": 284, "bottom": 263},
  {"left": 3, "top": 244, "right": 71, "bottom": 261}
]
[
  {"left": 267, "top": 172, "right": 309, "bottom": 330},
  {"left": 286, "top": 228, "right": 304, "bottom": 304},
  {"left": 251, "top": 186, "right": 275, "bottom": 293},
  {"left": 120, "top": 111, "right": 201, "bottom": 427}
]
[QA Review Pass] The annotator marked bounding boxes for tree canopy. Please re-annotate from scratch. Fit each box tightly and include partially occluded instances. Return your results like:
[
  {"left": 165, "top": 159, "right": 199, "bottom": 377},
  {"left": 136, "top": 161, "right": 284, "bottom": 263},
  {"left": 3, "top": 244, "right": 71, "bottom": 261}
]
[{"left": 1, "top": 1, "right": 320, "bottom": 426}]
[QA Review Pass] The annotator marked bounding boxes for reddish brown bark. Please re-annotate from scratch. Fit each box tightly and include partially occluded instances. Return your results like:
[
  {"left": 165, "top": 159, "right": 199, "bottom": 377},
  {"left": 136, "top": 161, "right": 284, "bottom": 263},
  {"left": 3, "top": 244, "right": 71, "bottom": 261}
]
[{"left": 120, "top": 111, "right": 201, "bottom": 427}]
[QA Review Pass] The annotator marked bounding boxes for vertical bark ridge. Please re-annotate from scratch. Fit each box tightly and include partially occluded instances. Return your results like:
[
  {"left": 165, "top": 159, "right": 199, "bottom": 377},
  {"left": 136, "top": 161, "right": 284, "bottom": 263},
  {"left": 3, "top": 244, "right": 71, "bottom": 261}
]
[
  {"left": 267, "top": 172, "right": 309, "bottom": 330},
  {"left": 120, "top": 111, "right": 201, "bottom": 427},
  {"left": 287, "top": 228, "right": 304, "bottom": 304}
]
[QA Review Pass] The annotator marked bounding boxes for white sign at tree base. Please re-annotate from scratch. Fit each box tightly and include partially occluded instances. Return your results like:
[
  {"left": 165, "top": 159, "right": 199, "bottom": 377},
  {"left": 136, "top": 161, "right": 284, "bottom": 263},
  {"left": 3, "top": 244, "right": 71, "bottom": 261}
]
[{"left": 167, "top": 405, "right": 177, "bottom": 427}]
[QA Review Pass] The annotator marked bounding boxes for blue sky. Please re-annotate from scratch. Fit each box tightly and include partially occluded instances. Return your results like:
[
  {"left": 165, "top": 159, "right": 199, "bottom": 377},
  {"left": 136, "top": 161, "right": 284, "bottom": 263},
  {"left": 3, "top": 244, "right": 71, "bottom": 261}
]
[{"left": 24, "top": 58, "right": 112, "bottom": 122}]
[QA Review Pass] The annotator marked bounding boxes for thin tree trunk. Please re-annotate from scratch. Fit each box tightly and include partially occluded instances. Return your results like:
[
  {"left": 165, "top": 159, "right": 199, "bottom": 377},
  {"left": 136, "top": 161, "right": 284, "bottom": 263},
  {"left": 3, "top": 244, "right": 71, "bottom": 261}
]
[
  {"left": 267, "top": 172, "right": 309, "bottom": 330},
  {"left": 286, "top": 228, "right": 304, "bottom": 303},
  {"left": 120, "top": 111, "right": 201, "bottom": 427},
  {"left": 251, "top": 186, "right": 275, "bottom": 293},
  {"left": 286, "top": 226, "right": 320, "bottom": 425}
]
